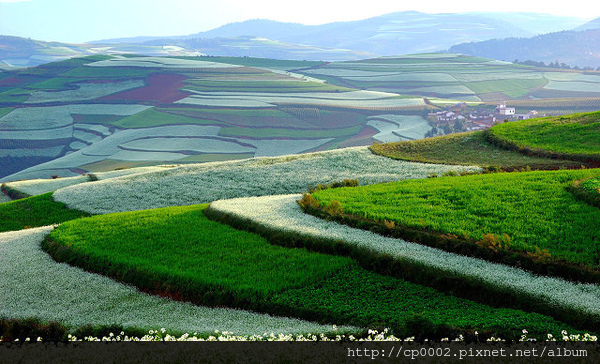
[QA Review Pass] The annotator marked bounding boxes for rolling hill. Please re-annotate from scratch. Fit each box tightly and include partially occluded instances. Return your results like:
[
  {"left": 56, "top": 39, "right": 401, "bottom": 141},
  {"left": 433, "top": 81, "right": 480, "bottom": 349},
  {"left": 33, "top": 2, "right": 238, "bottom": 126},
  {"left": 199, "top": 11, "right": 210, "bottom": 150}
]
[
  {"left": 449, "top": 29, "right": 600, "bottom": 69},
  {"left": 4, "top": 53, "right": 600, "bottom": 182},
  {"left": 1, "top": 111, "right": 599, "bottom": 341},
  {"left": 99, "top": 12, "right": 589, "bottom": 58}
]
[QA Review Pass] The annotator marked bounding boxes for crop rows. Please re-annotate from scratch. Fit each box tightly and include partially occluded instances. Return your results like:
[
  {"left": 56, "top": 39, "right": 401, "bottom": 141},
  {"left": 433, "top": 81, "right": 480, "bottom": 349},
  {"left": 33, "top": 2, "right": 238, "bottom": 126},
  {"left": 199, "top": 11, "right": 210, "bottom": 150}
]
[
  {"left": 50, "top": 147, "right": 479, "bottom": 214},
  {"left": 40, "top": 204, "right": 581, "bottom": 338},
  {"left": 25, "top": 80, "right": 145, "bottom": 103},
  {"left": 207, "top": 193, "right": 600, "bottom": 330},
  {"left": 0, "top": 226, "right": 341, "bottom": 335}
]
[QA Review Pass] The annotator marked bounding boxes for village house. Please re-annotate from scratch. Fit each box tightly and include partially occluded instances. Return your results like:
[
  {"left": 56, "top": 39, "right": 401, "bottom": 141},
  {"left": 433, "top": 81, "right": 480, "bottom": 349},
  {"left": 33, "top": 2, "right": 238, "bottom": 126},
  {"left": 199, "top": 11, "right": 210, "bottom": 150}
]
[{"left": 427, "top": 101, "right": 540, "bottom": 133}]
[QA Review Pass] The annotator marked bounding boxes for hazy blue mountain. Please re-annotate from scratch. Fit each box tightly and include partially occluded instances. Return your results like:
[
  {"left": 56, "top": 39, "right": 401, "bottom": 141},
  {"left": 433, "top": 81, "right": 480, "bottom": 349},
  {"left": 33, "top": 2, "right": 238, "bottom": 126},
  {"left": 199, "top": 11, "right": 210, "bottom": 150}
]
[
  {"left": 576, "top": 17, "right": 600, "bottom": 31},
  {"left": 449, "top": 29, "right": 600, "bottom": 68},
  {"left": 0, "top": 35, "right": 90, "bottom": 67},
  {"left": 470, "top": 12, "right": 589, "bottom": 34},
  {"left": 3, "top": 11, "right": 594, "bottom": 66},
  {"left": 93, "top": 11, "right": 590, "bottom": 58},
  {"left": 128, "top": 12, "right": 532, "bottom": 56}
]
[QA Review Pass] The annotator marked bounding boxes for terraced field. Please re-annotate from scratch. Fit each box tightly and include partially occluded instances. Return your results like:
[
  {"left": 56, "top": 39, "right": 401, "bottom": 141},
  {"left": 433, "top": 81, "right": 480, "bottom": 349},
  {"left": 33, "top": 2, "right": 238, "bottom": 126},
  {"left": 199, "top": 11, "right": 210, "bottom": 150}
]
[
  {"left": 2, "top": 111, "right": 600, "bottom": 341},
  {"left": 0, "top": 55, "right": 434, "bottom": 182},
  {"left": 4, "top": 54, "right": 600, "bottom": 182},
  {"left": 2, "top": 55, "right": 600, "bottom": 342},
  {"left": 299, "top": 54, "right": 600, "bottom": 107}
]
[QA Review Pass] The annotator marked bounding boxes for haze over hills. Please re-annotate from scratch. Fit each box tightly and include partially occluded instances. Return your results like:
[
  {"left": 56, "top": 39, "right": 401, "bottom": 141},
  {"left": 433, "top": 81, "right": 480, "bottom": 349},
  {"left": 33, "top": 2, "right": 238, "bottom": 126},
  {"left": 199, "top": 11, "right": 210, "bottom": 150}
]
[
  {"left": 449, "top": 28, "right": 600, "bottom": 69},
  {"left": 0, "top": 11, "right": 594, "bottom": 66},
  {"left": 93, "top": 11, "right": 589, "bottom": 57}
]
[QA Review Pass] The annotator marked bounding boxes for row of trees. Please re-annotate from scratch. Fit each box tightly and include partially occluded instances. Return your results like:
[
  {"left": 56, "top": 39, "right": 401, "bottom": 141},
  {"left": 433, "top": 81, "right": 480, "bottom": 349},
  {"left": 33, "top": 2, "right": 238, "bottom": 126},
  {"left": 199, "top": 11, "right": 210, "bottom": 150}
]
[{"left": 514, "top": 59, "right": 600, "bottom": 71}]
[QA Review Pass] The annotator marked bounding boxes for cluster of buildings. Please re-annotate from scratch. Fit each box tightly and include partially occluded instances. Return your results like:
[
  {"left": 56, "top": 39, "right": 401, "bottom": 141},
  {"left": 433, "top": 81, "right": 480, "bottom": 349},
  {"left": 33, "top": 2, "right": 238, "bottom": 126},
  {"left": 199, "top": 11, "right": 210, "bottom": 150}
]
[{"left": 427, "top": 102, "right": 540, "bottom": 132}]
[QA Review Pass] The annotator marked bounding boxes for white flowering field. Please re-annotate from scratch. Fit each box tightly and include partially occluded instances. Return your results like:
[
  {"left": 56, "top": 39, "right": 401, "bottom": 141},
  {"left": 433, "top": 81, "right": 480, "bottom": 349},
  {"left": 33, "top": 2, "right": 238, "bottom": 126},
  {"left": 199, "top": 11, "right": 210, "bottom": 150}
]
[
  {"left": 0, "top": 146, "right": 64, "bottom": 158},
  {"left": 86, "top": 56, "right": 243, "bottom": 69},
  {"left": 25, "top": 80, "right": 145, "bottom": 103},
  {"left": 6, "top": 166, "right": 175, "bottom": 196},
  {"left": 1, "top": 125, "right": 73, "bottom": 140},
  {"left": 73, "top": 123, "right": 112, "bottom": 136},
  {"left": 0, "top": 226, "right": 347, "bottom": 335},
  {"left": 177, "top": 90, "right": 424, "bottom": 109},
  {"left": 0, "top": 106, "right": 72, "bottom": 130},
  {"left": 51, "top": 147, "right": 479, "bottom": 214},
  {"left": 73, "top": 130, "right": 103, "bottom": 144},
  {"left": 367, "top": 115, "right": 431, "bottom": 142},
  {"left": 208, "top": 194, "right": 600, "bottom": 318},
  {"left": 68, "top": 104, "right": 153, "bottom": 116},
  {"left": 120, "top": 137, "right": 256, "bottom": 154},
  {"left": 544, "top": 80, "right": 600, "bottom": 93}
]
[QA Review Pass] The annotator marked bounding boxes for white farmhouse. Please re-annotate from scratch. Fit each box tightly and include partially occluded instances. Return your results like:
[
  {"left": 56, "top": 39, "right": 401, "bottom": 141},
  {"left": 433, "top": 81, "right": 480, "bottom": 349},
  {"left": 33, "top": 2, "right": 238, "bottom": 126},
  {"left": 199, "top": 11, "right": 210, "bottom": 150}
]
[{"left": 495, "top": 102, "right": 515, "bottom": 116}]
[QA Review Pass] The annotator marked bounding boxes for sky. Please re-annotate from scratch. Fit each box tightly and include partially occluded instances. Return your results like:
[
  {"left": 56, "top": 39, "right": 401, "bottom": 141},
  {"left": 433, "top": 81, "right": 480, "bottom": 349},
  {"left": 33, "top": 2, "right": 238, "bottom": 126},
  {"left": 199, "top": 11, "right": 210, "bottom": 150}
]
[{"left": 0, "top": 0, "right": 599, "bottom": 43}]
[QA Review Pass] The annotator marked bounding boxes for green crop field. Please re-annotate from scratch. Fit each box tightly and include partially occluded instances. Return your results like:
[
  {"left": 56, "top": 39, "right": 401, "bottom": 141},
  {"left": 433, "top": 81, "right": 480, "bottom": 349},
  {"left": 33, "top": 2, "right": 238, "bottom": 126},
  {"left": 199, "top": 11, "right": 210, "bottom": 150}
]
[
  {"left": 488, "top": 112, "right": 600, "bottom": 161},
  {"left": 310, "top": 168, "right": 600, "bottom": 269},
  {"left": 44, "top": 204, "right": 581, "bottom": 338},
  {"left": 46, "top": 204, "right": 353, "bottom": 300},
  {"left": 369, "top": 131, "right": 583, "bottom": 170},
  {"left": 300, "top": 54, "right": 600, "bottom": 102},
  {"left": 0, "top": 107, "right": 13, "bottom": 118},
  {"left": 219, "top": 125, "right": 361, "bottom": 139},
  {"left": 0, "top": 192, "right": 89, "bottom": 233},
  {"left": 26, "top": 77, "right": 76, "bottom": 91},
  {"left": 183, "top": 79, "right": 351, "bottom": 93},
  {"left": 112, "top": 108, "right": 219, "bottom": 128}
]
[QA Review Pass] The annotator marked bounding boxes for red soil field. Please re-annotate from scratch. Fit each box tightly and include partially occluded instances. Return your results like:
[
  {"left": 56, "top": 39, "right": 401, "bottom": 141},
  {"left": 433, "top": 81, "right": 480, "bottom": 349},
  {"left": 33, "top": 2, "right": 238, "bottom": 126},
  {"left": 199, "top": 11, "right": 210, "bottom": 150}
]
[
  {"left": 0, "top": 75, "right": 42, "bottom": 87},
  {"left": 100, "top": 73, "right": 190, "bottom": 104}
]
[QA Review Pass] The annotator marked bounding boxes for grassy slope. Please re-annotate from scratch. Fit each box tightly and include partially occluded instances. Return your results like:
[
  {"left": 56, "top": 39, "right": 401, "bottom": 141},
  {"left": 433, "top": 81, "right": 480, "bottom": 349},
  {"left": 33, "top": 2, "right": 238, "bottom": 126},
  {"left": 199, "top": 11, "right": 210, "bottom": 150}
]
[
  {"left": 0, "top": 192, "right": 90, "bottom": 233},
  {"left": 487, "top": 111, "right": 600, "bottom": 161},
  {"left": 44, "top": 204, "right": 580, "bottom": 338},
  {"left": 369, "top": 131, "right": 585, "bottom": 170},
  {"left": 112, "top": 108, "right": 219, "bottom": 128},
  {"left": 47, "top": 205, "right": 353, "bottom": 298},
  {"left": 311, "top": 169, "right": 600, "bottom": 268}
]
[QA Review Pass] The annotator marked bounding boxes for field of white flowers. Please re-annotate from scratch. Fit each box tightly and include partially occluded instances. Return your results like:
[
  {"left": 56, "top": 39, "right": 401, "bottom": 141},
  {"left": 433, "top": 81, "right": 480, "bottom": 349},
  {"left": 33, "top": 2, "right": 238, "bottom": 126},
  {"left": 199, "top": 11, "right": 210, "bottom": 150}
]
[
  {"left": 25, "top": 80, "right": 145, "bottom": 104},
  {"left": 0, "top": 106, "right": 73, "bottom": 130},
  {"left": 177, "top": 91, "right": 425, "bottom": 109},
  {"left": 0, "top": 226, "right": 352, "bottom": 335},
  {"left": 208, "top": 194, "right": 600, "bottom": 318},
  {"left": 51, "top": 147, "right": 479, "bottom": 214},
  {"left": 87, "top": 56, "right": 243, "bottom": 69},
  {"left": 7, "top": 166, "right": 174, "bottom": 196}
]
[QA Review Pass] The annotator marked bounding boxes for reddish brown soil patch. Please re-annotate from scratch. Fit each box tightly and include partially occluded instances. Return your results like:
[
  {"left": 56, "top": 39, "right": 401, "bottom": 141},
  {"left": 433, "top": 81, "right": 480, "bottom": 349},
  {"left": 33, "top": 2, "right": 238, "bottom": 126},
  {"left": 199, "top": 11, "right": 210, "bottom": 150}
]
[
  {"left": 337, "top": 125, "right": 378, "bottom": 148},
  {"left": 0, "top": 75, "right": 42, "bottom": 87},
  {"left": 100, "top": 73, "right": 190, "bottom": 104}
]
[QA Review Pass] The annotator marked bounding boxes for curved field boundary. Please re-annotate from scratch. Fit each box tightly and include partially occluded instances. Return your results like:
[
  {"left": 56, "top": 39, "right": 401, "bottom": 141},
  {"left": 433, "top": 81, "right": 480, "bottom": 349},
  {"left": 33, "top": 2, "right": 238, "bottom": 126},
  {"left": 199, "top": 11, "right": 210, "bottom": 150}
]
[
  {"left": 206, "top": 194, "right": 600, "bottom": 331},
  {"left": 0, "top": 226, "right": 347, "bottom": 336},
  {"left": 52, "top": 147, "right": 480, "bottom": 215},
  {"left": 568, "top": 177, "right": 600, "bottom": 209},
  {"left": 484, "top": 113, "right": 600, "bottom": 164}
]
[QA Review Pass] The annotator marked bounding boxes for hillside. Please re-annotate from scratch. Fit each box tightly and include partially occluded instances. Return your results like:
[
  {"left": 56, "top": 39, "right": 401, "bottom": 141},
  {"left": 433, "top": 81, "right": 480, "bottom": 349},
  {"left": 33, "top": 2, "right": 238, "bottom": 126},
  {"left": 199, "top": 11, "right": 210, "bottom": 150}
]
[
  {"left": 5, "top": 53, "right": 600, "bottom": 182},
  {"left": 98, "top": 12, "right": 589, "bottom": 58},
  {"left": 0, "top": 54, "right": 430, "bottom": 181},
  {"left": 1, "top": 112, "right": 600, "bottom": 341},
  {"left": 371, "top": 111, "right": 600, "bottom": 168},
  {"left": 449, "top": 29, "right": 600, "bottom": 69}
]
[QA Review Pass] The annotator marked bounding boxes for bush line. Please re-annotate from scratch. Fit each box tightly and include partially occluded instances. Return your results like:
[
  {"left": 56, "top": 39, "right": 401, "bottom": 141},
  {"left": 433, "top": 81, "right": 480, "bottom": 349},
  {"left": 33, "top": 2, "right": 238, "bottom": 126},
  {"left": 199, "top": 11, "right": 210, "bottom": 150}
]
[
  {"left": 483, "top": 129, "right": 600, "bottom": 165},
  {"left": 42, "top": 234, "right": 405, "bottom": 335},
  {"left": 568, "top": 178, "right": 600, "bottom": 209},
  {"left": 203, "top": 204, "right": 600, "bottom": 332},
  {"left": 1, "top": 183, "right": 31, "bottom": 200},
  {"left": 299, "top": 193, "right": 600, "bottom": 285},
  {"left": 0, "top": 317, "right": 147, "bottom": 342}
]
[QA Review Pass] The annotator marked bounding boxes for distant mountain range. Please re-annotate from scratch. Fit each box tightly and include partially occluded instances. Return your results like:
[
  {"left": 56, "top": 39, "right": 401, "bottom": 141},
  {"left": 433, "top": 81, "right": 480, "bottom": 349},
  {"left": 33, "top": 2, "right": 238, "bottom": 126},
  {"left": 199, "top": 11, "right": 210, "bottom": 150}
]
[
  {"left": 450, "top": 27, "right": 600, "bottom": 69},
  {"left": 0, "top": 11, "right": 598, "bottom": 67},
  {"left": 93, "top": 11, "right": 590, "bottom": 57}
]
